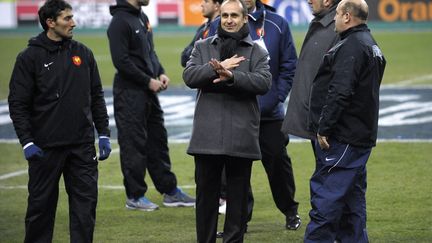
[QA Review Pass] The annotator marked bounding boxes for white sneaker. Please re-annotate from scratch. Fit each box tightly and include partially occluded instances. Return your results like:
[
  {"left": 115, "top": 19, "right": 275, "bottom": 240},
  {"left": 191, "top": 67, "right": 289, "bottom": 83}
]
[{"left": 218, "top": 198, "right": 226, "bottom": 214}]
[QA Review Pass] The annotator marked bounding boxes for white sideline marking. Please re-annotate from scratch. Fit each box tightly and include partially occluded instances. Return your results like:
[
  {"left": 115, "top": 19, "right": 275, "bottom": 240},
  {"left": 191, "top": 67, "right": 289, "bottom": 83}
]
[
  {"left": 0, "top": 184, "right": 196, "bottom": 190},
  {"left": 0, "top": 169, "right": 27, "bottom": 180},
  {"left": 394, "top": 74, "right": 432, "bottom": 86}
]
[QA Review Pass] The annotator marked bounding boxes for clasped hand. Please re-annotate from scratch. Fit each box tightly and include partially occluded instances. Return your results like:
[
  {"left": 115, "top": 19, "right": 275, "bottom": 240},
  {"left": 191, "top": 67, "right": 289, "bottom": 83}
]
[{"left": 149, "top": 74, "right": 170, "bottom": 93}]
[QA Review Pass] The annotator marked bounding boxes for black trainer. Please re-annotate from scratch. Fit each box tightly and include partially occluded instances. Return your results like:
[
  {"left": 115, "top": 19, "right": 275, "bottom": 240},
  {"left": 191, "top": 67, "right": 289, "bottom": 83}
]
[
  {"left": 216, "top": 231, "right": 224, "bottom": 238},
  {"left": 286, "top": 214, "right": 301, "bottom": 230},
  {"left": 216, "top": 224, "right": 247, "bottom": 238}
]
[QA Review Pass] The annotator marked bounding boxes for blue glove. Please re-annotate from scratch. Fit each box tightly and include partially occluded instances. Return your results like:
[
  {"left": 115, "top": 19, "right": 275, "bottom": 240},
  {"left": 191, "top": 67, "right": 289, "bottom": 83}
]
[
  {"left": 98, "top": 136, "right": 111, "bottom": 161},
  {"left": 23, "top": 143, "right": 44, "bottom": 160}
]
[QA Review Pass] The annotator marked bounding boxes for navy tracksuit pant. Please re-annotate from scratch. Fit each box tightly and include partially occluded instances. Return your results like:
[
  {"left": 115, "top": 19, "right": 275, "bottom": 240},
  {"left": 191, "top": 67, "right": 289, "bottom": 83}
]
[
  {"left": 25, "top": 143, "right": 98, "bottom": 243},
  {"left": 305, "top": 139, "right": 371, "bottom": 243}
]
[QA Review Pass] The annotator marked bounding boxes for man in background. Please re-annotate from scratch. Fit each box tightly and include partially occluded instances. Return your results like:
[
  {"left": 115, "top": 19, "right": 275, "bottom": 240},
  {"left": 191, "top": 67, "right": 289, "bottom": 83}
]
[
  {"left": 305, "top": 0, "right": 386, "bottom": 241},
  {"left": 8, "top": 0, "right": 111, "bottom": 241},
  {"left": 107, "top": 0, "right": 195, "bottom": 212},
  {"left": 282, "top": 0, "right": 340, "bottom": 144},
  {"left": 181, "top": 0, "right": 223, "bottom": 67},
  {"left": 243, "top": 0, "right": 300, "bottom": 230}
]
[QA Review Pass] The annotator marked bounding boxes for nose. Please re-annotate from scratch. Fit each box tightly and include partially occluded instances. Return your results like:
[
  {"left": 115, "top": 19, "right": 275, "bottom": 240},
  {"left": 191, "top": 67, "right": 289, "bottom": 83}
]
[
  {"left": 71, "top": 18, "right": 76, "bottom": 28},
  {"left": 226, "top": 16, "right": 233, "bottom": 23}
]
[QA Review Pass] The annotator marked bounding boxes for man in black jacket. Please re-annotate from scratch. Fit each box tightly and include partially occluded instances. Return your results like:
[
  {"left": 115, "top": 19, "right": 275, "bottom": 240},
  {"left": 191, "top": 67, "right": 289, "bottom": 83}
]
[
  {"left": 304, "top": 0, "right": 386, "bottom": 242},
  {"left": 8, "top": 0, "right": 111, "bottom": 242},
  {"left": 107, "top": 0, "right": 195, "bottom": 211}
]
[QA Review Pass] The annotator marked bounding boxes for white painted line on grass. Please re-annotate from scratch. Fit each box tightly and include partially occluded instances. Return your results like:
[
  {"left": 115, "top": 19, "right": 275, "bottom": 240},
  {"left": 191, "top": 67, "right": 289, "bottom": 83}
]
[
  {"left": 0, "top": 169, "right": 27, "bottom": 180},
  {"left": 393, "top": 74, "right": 432, "bottom": 86},
  {"left": 0, "top": 184, "right": 196, "bottom": 190}
]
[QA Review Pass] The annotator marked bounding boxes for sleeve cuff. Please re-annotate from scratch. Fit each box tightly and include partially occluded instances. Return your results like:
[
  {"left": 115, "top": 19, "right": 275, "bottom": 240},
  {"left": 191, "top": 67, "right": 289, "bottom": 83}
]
[{"left": 23, "top": 142, "right": 34, "bottom": 149}]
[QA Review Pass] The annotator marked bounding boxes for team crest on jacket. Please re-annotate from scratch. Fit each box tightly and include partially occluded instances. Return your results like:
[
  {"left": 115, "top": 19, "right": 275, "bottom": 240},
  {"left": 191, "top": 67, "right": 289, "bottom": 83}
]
[
  {"left": 256, "top": 28, "right": 265, "bottom": 37},
  {"left": 72, "top": 56, "right": 82, "bottom": 66}
]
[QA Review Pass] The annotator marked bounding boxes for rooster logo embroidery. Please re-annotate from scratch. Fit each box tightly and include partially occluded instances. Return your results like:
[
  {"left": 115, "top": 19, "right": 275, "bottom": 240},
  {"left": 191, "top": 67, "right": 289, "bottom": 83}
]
[
  {"left": 256, "top": 28, "right": 265, "bottom": 37},
  {"left": 72, "top": 56, "right": 82, "bottom": 66}
]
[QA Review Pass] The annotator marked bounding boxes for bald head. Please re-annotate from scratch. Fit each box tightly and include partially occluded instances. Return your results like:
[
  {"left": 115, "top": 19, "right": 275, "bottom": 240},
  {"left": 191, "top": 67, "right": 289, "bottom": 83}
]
[
  {"left": 334, "top": 0, "right": 368, "bottom": 33},
  {"left": 339, "top": 0, "right": 368, "bottom": 22}
]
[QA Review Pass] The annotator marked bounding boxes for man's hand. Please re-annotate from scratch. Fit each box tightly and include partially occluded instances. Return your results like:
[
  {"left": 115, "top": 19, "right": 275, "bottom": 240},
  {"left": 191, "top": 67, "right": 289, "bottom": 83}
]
[
  {"left": 317, "top": 134, "right": 330, "bottom": 150},
  {"left": 209, "top": 58, "right": 233, "bottom": 83},
  {"left": 220, "top": 54, "right": 245, "bottom": 70},
  {"left": 159, "top": 74, "right": 170, "bottom": 90},
  {"left": 98, "top": 136, "right": 111, "bottom": 161},
  {"left": 23, "top": 143, "right": 44, "bottom": 160},
  {"left": 148, "top": 78, "right": 166, "bottom": 93}
]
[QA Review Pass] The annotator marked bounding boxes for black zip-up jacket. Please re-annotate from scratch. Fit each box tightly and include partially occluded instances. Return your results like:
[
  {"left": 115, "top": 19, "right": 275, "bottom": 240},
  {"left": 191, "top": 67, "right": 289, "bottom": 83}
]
[
  {"left": 308, "top": 24, "right": 386, "bottom": 147},
  {"left": 8, "top": 32, "right": 110, "bottom": 148},
  {"left": 107, "top": 0, "right": 164, "bottom": 90}
]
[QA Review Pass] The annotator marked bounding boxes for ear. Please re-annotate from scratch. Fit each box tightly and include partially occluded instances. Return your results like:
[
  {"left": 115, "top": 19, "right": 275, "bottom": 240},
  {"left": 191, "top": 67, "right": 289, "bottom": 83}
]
[
  {"left": 323, "top": 0, "right": 332, "bottom": 8},
  {"left": 46, "top": 18, "right": 56, "bottom": 28},
  {"left": 343, "top": 11, "right": 351, "bottom": 24}
]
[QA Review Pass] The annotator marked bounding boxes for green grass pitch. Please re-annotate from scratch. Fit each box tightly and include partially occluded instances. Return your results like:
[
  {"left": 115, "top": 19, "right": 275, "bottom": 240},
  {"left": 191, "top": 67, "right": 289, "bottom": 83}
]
[{"left": 0, "top": 29, "right": 432, "bottom": 242}]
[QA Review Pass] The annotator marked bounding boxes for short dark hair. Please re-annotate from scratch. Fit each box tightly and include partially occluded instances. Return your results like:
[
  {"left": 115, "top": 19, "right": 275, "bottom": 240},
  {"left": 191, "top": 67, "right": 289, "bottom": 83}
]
[
  {"left": 213, "top": 0, "right": 223, "bottom": 4},
  {"left": 342, "top": 1, "right": 368, "bottom": 21},
  {"left": 38, "top": 0, "right": 72, "bottom": 30}
]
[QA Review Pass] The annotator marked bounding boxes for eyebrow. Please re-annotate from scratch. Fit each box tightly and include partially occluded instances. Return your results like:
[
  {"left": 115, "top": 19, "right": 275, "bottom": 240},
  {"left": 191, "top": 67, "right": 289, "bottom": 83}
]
[{"left": 221, "top": 12, "right": 240, "bottom": 17}]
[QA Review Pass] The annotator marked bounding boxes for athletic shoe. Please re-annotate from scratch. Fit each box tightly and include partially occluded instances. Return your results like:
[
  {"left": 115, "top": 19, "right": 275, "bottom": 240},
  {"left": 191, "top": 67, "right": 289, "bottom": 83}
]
[
  {"left": 216, "top": 224, "right": 247, "bottom": 238},
  {"left": 163, "top": 188, "right": 195, "bottom": 207},
  {"left": 218, "top": 198, "right": 226, "bottom": 215},
  {"left": 286, "top": 214, "right": 301, "bottom": 230},
  {"left": 216, "top": 231, "right": 224, "bottom": 238},
  {"left": 125, "top": 196, "right": 159, "bottom": 211}
]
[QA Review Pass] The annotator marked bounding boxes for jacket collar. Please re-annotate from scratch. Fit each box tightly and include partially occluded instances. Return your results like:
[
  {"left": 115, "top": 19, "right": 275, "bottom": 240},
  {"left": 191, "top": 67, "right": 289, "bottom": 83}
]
[
  {"left": 248, "top": 1, "right": 265, "bottom": 22},
  {"left": 28, "top": 31, "right": 70, "bottom": 52},
  {"left": 313, "top": 4, "right": 337, "bottom": 28},
  {"left": 339, "top": 24, "right": 369, "bottom": 39},
  {"left": 110, "top": 0, "right": 140, "bottom": 16}
]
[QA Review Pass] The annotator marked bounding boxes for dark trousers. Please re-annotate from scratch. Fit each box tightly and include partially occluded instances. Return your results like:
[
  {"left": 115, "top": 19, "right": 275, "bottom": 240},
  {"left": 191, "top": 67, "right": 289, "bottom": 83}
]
[
  {"left": 305, "top": 139, "right": 371, "bottom": 243},
  {"left": 258, "top": 120, "right": 299, "bottom": 217},
  {"left": 114, "top": 88, "right": 177, "bottom": 199},
  {"left": 220, "top": 120, "right": 299, "bottom": 221},
  {"left": 25, "top": 143, "right": 98, "bottom": 243},
  {"left": 195, "top": 155, "right": 252, "bottom": 243}
]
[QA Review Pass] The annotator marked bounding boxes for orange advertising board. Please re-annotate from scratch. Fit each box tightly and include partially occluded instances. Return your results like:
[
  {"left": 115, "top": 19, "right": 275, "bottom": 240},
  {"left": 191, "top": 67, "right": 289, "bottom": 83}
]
[
  {"left": 183, "top": 0, "right": 205, "bottom": 26},
  {"left": 182, "top": 0, "right": 270, "bottom": 26}
]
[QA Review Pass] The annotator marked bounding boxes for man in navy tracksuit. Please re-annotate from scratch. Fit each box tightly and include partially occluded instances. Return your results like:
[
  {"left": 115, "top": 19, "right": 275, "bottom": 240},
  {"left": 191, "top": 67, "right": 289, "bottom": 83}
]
[
  {"left": 8, "top": 0, "right": 111, "bottom": 242},
  {"left": 305, "top": 0, "right": 386, "bottom": 241},
  {"left": 209, "top": 0, "right": 300, "bottom": 231}
]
